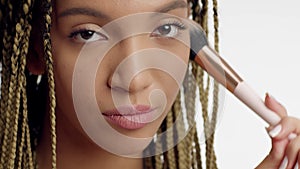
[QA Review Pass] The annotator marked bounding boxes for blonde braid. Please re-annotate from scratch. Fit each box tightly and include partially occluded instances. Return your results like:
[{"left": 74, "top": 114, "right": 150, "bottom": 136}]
[
  {"left": 0, "top": 1, "right": 12, "bottom": 168},
  {"left": 200, "top": 0, "right": 220, "bottom": 168},
  {"left": 166, "top": 109, "right": 176, "bottom": 169},
  {"left": 192, "top": 62, "right": 207, "bottom": 169},
  {"left": 10, "top": 21, "right": 26, "bottom": 169},
  {"left": 200, "top": 0, "right": 209, "bottom": 34},
  {"left": 192, "top": 129, "right": 202, "bottom": 169},
  {"left": 0, "top": 0, "right": 221, "bottom": 168},
  {"left": 0, "top": 8, "right": 13, "bottom": 139},
  {"left": 18, "top": 1, "right": 35, "bottom": 168},
  {"left": 1, "top": 19, "right": 22, "bottom": 169},
  {"left": 182, "top": 64, "right": 198, "bottom": 168},
  {"left": 188, "top": 0, "right": 220, "bottom": 169},
  {"left": 0, "top": 1, "right": 35, "bottom": 168},
  {"left": 206, "top": 0, "right": 220, "bottom": 168},
  {"left": 155, "top": 126, "right": 163, "bottom": 169},
  {"left": 172, "top": 93, "right": 190, "bottom": 169},
  {"left": 42, "top": 0, "right": 57, "bottom": 168},
  {"left": 15, "top": 4, "right": 33, "bottom": 166}
]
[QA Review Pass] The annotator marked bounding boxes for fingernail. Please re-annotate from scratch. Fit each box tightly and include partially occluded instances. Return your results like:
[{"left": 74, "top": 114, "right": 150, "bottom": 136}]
[
  {"left": 269, "top": 124, "right": 282, "bottom": 138},
  {"left": 279, "top": 156, "right": 288, "bottom": 169},
  {"left": 294, "top": 163, "right": 299, "bottom": 169},
  {"left": 288, "top": 133, "right": 297, "bottom": 140},
  {"left": 266, "top": 93, "right": 278, "bottom": 102}
]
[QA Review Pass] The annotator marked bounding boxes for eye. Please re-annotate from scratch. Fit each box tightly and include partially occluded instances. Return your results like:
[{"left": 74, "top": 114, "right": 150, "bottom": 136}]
[
  {"left": 151, "top": 21, "right": 186, "bottom": 38},
  {"left": 69, "top": 29, "right": 108, "bottom": 43}
]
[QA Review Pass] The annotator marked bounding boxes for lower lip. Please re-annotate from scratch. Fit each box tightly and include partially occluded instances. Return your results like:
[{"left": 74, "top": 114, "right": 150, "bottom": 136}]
[{"left": 103, "top": 107, "right": 157, "bottom": 130}]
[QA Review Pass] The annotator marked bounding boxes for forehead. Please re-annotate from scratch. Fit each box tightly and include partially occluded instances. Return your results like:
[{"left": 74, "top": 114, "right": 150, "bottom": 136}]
[{"left": 55, "top": 0, "right": 188, "bottom": 19}]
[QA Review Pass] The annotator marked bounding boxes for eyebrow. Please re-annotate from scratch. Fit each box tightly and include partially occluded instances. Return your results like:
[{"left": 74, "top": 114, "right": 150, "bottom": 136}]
[
  {"left": 156, "top": 0, "right": 188, "bottom": 13},
  {"left": 58, "top": 0, "right": 187, "bottom": 19},
  {"left": 58, "top": 7, "right": 110, "bottom": 19}
]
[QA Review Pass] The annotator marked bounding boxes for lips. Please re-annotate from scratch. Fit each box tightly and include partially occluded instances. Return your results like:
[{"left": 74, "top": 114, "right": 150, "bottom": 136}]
[{"left": 102, "top": 105, "right": 158, "bottom": 130}]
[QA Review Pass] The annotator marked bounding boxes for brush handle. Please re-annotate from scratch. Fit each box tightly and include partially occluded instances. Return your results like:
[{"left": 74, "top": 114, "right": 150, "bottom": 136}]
[
  {"left": 189, "top": 22, "right": 297, "bottom": 138},
  {"left": 233, "top": 82, "right": 281, "bottom": 125},
  {"left": 234, "top": 82, "right": 297, "bottom": 139}
]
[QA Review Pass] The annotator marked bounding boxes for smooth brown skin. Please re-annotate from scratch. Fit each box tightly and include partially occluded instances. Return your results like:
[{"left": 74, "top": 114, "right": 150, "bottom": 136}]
[
  {"left": 32, "top": 0, "right": 190, "bottom": 169},
  {"left": 26, "top": 0, "right": 300, "bottom": 168}
]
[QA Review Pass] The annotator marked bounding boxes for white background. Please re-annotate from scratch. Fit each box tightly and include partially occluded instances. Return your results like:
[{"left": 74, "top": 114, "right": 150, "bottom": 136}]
[
  {"left": 215, "top": 0, "right": 300, "bottom": 168},
  {"left": 0, "top": 1, "right": 299, "bottom": 168}
]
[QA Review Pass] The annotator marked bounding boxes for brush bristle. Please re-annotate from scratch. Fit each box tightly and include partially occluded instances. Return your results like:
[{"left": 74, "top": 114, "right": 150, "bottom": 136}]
[{"left": 189, "top": 23, "right": 208, "bottom": 60}]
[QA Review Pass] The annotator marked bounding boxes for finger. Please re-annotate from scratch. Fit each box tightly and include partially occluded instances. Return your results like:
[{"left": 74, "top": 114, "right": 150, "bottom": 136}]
[
  {"left": 268, "top": 117, "right": 300, "bottom": 140},
  {"left": 255, "top": 137, "right": 289, "bottom": 169},
  {"left": 269, "top": 138, "right": 289, "bottom": 162},
  {"left": 285, "top": 136, "right": 300, "bottom": 169},
  {"left": 265, "top": 93, "right": 287, "bottom": 118},
  {"left": 296, "top": 152, "right": 300, "bottom": 169}
]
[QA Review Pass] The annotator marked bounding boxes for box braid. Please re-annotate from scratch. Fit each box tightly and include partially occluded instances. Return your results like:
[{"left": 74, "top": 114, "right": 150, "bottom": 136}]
[
  {"left": 144, "top": 1, "right": 220, "bottom": 169},
  {"left": 0, "top": 0, "right": 220, "bottom": 169}
]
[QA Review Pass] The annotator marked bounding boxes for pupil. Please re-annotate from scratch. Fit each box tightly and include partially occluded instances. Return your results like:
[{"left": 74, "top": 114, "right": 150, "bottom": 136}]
[
  {"left": 158, "top": 25, "right": 171, "bottom": 35},
  {"left": 81, "top": 31, "right": 94, "bottom": 39}
]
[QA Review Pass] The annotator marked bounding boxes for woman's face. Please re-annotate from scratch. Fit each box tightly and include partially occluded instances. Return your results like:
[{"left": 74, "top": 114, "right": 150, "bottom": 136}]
[{"left": 50, "top": 0, "right": 189, "bottom": 155}]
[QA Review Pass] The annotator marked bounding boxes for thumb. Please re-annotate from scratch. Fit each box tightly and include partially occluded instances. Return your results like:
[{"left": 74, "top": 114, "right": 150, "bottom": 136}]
[{"left": 264, "top": 93, "right": 287, "bottom": 118}]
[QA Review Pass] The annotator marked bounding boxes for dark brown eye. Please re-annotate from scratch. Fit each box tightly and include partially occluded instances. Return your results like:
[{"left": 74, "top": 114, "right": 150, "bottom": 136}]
[
  {"left": 69, "top": 29, "right": 108, "bottom": 43},
  {"left": 80, "top": 30, "right": 95, "bottom": 40}
]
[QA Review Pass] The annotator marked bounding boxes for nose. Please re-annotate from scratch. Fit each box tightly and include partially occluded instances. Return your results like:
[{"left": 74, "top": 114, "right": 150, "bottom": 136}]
[{"left": 108, "top": 36, "right": 153, "bottom": 94}]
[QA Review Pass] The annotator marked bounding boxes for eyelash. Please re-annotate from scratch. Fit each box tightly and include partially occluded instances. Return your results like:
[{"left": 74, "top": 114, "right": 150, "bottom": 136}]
[
  {"left": 151, "top": 20, "right": 187, "bottom": 38},
  {"left": 68, "top": 20, "right": 187, "bottom": 43},
  {"left": 68, "top": 29, "right": 107, "bottom": 42},
  {"left": 162, "top": 21, "right": 186, "bottom": 31}
]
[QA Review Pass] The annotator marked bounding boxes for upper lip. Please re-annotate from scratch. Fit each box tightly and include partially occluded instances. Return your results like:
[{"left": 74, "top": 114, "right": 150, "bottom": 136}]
[{"left": 102, "top": 105, "right": 154, "bottom": 116}]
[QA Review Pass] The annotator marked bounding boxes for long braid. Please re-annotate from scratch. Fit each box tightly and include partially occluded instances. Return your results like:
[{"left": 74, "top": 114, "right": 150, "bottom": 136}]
[
  {"left": 0, "top": 0, "right": 221, "bottom": 168},
  {"left": 183, "top": 63, "right": 199, "bottom": 168},
  {"left": 206, "top": 0, "right": 220, "bottom": 168},
  {"left": 200, "top": 0, "right": 209, "bottom": 34},
  {"left": 9, "top": 21, "right": 25, "bottom": 169},
  {"left": 14, "top": 1, "right": 34, "bottom": 166},
  {"left": 18, "top": 1, "right": 35, "bottom": 168},
  {"left": 155, "top": 126, "right": 164, "bottom": 169},
  {"left": 42, "top": 0, "right": 57, "bottom": 168},
  {"left": 0, "top": 1, "right": 13, "bottom": 167},
  {"left": 189, "top": 0, "right": 220, "bottom": 169},
  {"left": 200, "top": 0, "right": 220, "bottom": 168},
  {"left": 191, "top": 62, "right": 206, "bottom": 169},
  {"left": 166, "top": 109, "right": 176, "bottom": 169},
  {"left": 0, "top": 0, "right": 35, "bottom": 168},
  {"left": 173, "top": 93, "right": 190, "bottom": 169},
  {"left": 0, "top": 0, "right": 13, "bottom": 140},
  {"left": 191, "top": 1, "right": 212, "bottom": 166},
  {"left": 1, "top": 10, "right": 23, "bottom": 168}
]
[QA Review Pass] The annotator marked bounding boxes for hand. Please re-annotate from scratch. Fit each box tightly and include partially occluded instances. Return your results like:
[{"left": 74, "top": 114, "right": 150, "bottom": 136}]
[{"left": 256, "top": 94, "right": 300, "bottom": 169}]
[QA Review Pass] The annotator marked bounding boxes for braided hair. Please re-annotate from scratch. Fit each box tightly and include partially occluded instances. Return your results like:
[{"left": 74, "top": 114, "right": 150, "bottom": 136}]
[{"left": 0, "top": 0, "right": 220, "bottom": 168}]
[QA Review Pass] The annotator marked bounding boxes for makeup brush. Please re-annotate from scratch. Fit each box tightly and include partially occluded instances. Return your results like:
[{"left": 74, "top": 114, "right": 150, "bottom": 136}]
[{"left": 188, "top": 21, "right": 282, "bottom": 126}]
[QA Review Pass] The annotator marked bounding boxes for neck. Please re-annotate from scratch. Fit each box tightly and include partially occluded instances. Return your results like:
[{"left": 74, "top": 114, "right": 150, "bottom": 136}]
[{"left": 36, "top": 109, "right": 143, "bottom": 169}]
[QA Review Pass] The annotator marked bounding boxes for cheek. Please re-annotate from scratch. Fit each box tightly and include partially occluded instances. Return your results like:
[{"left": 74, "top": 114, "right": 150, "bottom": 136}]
[
  {"left": 162, "top": 74, "right": 181, "bottom": 106},
  {"left": 170, "top": 40, "right": 190, "bottom": 64},
  {"left": 51, "top": 29, "right": 83, "bottom": 120},
  {"left": 52, "top": 44, "right": 77, "bottom": 100}
]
